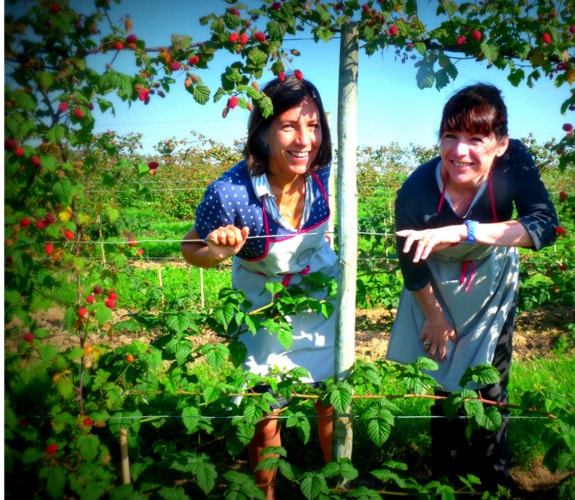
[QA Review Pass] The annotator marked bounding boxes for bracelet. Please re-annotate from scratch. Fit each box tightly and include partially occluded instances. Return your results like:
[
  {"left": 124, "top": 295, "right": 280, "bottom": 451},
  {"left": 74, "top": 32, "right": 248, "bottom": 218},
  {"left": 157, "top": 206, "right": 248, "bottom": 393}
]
[{"left": 464, "top": 220, "right": 478, "bottom": 243}]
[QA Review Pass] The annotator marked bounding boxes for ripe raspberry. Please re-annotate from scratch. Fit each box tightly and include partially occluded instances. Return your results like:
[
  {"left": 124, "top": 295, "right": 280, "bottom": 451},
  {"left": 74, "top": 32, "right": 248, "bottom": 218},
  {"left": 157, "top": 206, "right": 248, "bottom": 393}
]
[
  {"left": 389, "top": 25, "right": 398, "bottom": 36},
  {"left": 254, "top": 31, "right": 266, "bottom": 42},
  {"left": 20, "top": 218, "right": 31, "bottom": 227},
  {"left": 542, "top": 33, "right": 551, "bottom": 45},
  {"left": 188, "top": 55, "right": 199, "bottom": 65},
  {"left": 58, "top": 101, "right": 69, "bottom": 113},
  {"left": 278, "top": 72, "right": 286, "bottom": 82},
  {"left": 73, "top": 108, "right": 84, "bottom": 119},
  {"left": 228, "top": 32, "right": 239, "bottom": 43},
  {"left": 271, "top": 2, "right": 281, "bottom": 10},
  {"left": 78, "top": 307, "right": 88, "bottom": 318},
  {"left": 64, "top": 229, "right": 74, "bottom": 240},
  {"left": 44, "top": 213, "right": 56, "bottom": 225},
  {"left": 126, "top": 34, "right": 137, "bottom": 44},
  {"left": 472, "top": 30, "right": 482, "bottom": 41},
  {"left": 127, "top": 238, "right": 137, "bottom": 247},
  {"left": 108, "top": 292, "right": 118, "bottom": 300},
  {"left": 36, "top": 220, "right": 46, "bottom": 229},
  {"left": 229, "top": 7, "right": 241, "bottom": 16},
  {"left": 105, "top": 299, "right": 116, "bottom": 309},
  {"left": 148, "top": 161, "right": 159, "bottom": 169},
  {"left": 14, "top": 146, "right": 25, "bottom": 157},
  {"left": 5, "top": 138, "right": 18, "bottom": 150},
  {"left": 570, "top": 25, "right": 575, "bottom": 35},
  {"left": 115, "top": 41, "right": 124, "bottom": 50},
  {"left": 227, "top": 96, "right": 239, "bottom": 109},
  {"left": 562, "top": 123, "right": 573, "bottom": 132},
  {"left": 23, "top": 333, "right": 34, "bottom": 343},
  {"left": 555, "top": 226, "right": 565, "bottom": 235},
  {"left": 93, "top": 285, "right": 103, "bottom": 294},
  {"left": 86, "top": 295, "right": 95, "bottom": 304},
  {"left": 294, "top": 69, "right": 303, "bottom": 80},
  {"left": 138, "top": 89, "right": 150, "bottom": 101},
  {"left": 559, "top": 191, "right": 568, "bottom": 200},
  {"left": 45, "top": 443, "right": 58, "bottom": 455},
  {"left": 31, "top": 155, "right": 41, "bottom": 166},
  {"left": 456, "top": 35, "right": 467, "bottom": 46},
  {"left": 239, "top": 33, "right": 249, "bottom": 45},
  {"left": 169, "top": 61, "right": 182, "bottom": 71},
  {"left": 83, "top": 417, "right": 93, "bottom": 426},
  {"left": 45, "top": 242, "right": 54, "bottom": 255}
]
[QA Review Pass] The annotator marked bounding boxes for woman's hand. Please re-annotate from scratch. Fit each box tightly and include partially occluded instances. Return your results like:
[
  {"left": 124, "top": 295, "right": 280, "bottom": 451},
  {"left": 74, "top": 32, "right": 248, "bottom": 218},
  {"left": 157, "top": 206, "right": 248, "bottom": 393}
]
[
  {"left": 205, "top": 225, "right": 250, "bottom": 261},
  {"left": 414, "top": 284, "right": 458, "bottom": 363},
  {"left": 419, "top": 313, "right": 458, "bottom": 363},
  {"left": 397, "top": 225, "right": 466, "bottom": 262}
]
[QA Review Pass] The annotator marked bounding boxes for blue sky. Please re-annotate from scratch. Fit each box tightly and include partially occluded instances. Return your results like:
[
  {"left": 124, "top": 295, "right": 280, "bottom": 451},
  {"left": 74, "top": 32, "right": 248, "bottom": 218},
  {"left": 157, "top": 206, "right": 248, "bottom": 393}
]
[{"left": 86, "top": 0, "right": 570, "bottom": 155}]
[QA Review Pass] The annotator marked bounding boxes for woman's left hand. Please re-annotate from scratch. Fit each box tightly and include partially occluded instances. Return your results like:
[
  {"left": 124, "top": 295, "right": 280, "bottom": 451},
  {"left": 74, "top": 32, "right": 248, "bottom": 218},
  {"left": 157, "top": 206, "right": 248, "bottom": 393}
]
[{"left": 397, "top": 225, "right": 465, "bottom": 262}]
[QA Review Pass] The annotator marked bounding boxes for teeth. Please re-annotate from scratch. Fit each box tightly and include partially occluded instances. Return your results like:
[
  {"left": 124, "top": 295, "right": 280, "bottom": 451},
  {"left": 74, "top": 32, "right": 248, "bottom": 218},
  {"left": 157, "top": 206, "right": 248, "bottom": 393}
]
[{"left": 290, "top": 152, "right": 308, "bottom": 158}]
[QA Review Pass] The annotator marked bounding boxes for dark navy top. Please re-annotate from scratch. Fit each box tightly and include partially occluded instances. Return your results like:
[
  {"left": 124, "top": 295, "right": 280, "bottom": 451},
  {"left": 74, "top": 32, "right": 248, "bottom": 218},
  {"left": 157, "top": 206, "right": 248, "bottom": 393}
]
[{"left": 395, "top": 139, "right": 559, "bottom": 291}]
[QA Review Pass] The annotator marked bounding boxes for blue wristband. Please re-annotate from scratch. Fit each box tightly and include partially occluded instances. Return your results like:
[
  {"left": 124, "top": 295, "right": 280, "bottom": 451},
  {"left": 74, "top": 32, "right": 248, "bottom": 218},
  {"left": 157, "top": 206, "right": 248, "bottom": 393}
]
[{"left": 464, "top": 220, "right": 478, "bottom": 243}]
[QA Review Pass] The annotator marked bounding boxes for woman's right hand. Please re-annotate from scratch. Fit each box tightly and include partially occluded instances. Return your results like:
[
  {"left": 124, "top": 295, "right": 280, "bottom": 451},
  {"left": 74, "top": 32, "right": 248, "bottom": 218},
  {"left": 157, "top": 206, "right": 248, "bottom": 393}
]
[{"left": 205, "top": 225, "right": 250, "bottom": 261}]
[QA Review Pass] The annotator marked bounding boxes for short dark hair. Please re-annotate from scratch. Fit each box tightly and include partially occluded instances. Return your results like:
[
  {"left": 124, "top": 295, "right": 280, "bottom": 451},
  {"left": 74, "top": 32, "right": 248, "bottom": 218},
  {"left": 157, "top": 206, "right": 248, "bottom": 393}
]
[
  {"left": 244, "top": 74, "right": 332, "bottom": 176},
  {"left": 439, "top": 83, "right": 508, "bottom": 140}
]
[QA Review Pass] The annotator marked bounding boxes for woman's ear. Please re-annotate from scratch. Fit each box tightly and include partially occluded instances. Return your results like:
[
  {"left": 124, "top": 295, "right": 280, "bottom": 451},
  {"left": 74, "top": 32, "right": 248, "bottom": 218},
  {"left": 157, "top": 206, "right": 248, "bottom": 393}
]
[{"left": 496, "top": 136, "right": 510, "bottom": 157}]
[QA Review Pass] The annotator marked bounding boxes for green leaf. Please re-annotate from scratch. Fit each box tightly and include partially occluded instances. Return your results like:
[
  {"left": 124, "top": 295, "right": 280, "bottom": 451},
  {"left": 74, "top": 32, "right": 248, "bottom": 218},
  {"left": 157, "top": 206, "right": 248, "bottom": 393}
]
[
  {"left": 38, "top": 344, "right": 57, "bottom": 362},
  {"left": 78, "top": 434, "right": 100, "bottom": 462},
  {"left": 46, "top": 125, "right": 66, "bottom": 144},
  {"left": 181, "top": 406, "right": 201, "bottom": 434},
  {"left": 203, "top": 342, "right": 228, "bottom": 370},
  {"left": 52, "top": 177, "right": 76, "bottom": 204},
  {"left": 481, "top": 42, "right": 499, "bottom": 63},
  {"left": 41, "top": 465, "right": 67, "bottom": 499},
  {"left": 15, "top": 92, "right": 37, "bottom": 112},
  {"left": 300, "top": 473, "right": 329, "bottom": 499}
]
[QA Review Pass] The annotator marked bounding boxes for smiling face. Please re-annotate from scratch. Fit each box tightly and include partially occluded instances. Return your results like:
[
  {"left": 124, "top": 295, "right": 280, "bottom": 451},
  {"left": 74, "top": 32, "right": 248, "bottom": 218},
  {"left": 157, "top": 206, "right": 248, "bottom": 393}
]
[
  {"left": 265, "top": 98, "right": 322, "bottom": 182},
  {"left": 440, "top": 130, "right": 509, "bottom": 188}
]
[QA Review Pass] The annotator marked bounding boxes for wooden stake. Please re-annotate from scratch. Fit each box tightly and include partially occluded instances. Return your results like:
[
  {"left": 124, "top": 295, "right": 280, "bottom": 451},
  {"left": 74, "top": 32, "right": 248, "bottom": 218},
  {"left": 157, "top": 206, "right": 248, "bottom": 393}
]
[{"left": 120, "top": 427, "right": 130, "bottom": 484}]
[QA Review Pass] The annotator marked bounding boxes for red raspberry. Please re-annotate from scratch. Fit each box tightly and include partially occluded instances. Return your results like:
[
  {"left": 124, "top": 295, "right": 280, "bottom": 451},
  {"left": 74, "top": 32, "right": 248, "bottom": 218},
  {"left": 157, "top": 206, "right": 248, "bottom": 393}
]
[
  {"left": 126, "top": 34, "right": 137, "bottom": 44},
  {"left": 83, "top": 417, "right": 93, "bottom": 426},
  {"left": 86, "top": 295, "right": 95, "bottom": 304},
  {"left": 23, "top": 333, "right": 34, "bottom": 343},
  {"left": 542, "top": 33, "right": 551, "bottom": 45},
  {"left": 456, "top": 35, "right": 467, "bottom": 45},
  {"left": 169, "top": 61, "right": 182, "bottom": 71},
  {"left": 58, "top": 101, "right": 69, "bottom": 113},
  {"left": 93, "top": 285, "right": 103, "bottom": 295},
  {"left": 5, "top": 138, "right": 18, "bottom": 150},
  {"left": 227, "top": 96, "right": 239, "bottom": 109},
  {"left": 389, "top": 25, "right": 398, "bottom": 36},
  {"left": 254, "top": 31, "right": 266, "bottom": 42},
  {"left": 229, "top": 7, "right": 240, "bottom": 16},
  {"left": 108, "top": 292, "right": 118, "bottom": 300},
  {"left": 562, "top": 123, "right": 573, "bottom": 132},
  {"left": 20, "top": 218, "right": 31, "bottom": 227},
  {"left": 105, "top": 298, "right": 116, "bottom": 309},
  {"left": 36, "top": 220, "right": 46, "bottom": 229},
  {"left": 44, "top": 213, "right": 56, "bottom": 225},
  {"left": 14, "top": 146, "right": 25, "bottom": 157},
  {"left": 64, "top": 229, "right": 74, "bottom": 240},
  {"left": 45, "top": 443, "right": 58, "bottom": 455},
  {"left": 239, "top": 33, "right": 249, "bottom": 45},
  {"left": 73, "top": 108, "right": 84, "bottom": 119},
  {"left": 294, "top": 69, "right": 303, "bottom": 80},
  {"left": 188, "top": 55, "right": 199, "bottom": 65},
  {"left": 555, "top": 226, "right": 565, "bottom": 235},
  {"left": 78, "top": 307, "right": 88, "bottom": 317},
  {"left": 31, "top": 155, "right": 41, "bottom": 166},
  {"left": 559, "top": 191, "right": 568, "bottom": 200},
  {"left": 278, "top": 72, "right": 286, "bottom": 82},
  {"left": 115, "top": 41, "right": 124, "bottom": 50},
  {"left": 45, "top": 242, "right": 54, "bottom": 255},
  {"left": 472, "top": 30, "right": 482, "bottom": 41},
  {"left": 228, "top": 32, "right": 239, "bottom": 43}
]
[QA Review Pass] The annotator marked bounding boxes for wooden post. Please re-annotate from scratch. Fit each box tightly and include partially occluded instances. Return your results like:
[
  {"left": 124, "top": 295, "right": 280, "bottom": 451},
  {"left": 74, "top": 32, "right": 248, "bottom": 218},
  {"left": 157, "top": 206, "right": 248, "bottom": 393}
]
[
  {"left": 200, "top": 267, "right": 205, "bottom": 308},
  {"left": 327, "top": 111, "right": 336, "bottom": 249},
  {"left": 120, "top": 427, "right": 130, "bottom": 484},
  {"left": 97, "top": 215, "right": 106, "bottom": 264},
  {"left": 158, "top": 267, "right": 165, "bottom": 306},
  {"left": 333, "top": 21, "right": 359, "bottom": 464}
]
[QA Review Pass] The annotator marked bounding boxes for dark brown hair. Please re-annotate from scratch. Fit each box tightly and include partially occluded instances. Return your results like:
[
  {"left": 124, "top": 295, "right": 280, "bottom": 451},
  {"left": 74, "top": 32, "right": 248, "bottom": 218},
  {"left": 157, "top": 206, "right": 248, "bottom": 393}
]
[
  {"left": 244, "top": 74, "right": 332, "bottom": 176},
  {"left": 439, "top": 83, "right": 508, "bottom": 140}
]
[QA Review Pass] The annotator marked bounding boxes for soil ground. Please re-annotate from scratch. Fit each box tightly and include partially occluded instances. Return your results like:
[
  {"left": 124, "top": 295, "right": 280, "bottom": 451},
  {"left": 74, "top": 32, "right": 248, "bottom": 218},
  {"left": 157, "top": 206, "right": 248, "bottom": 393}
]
[{"left": 5, "top": 303, "right": 574, "bottom": 498}]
